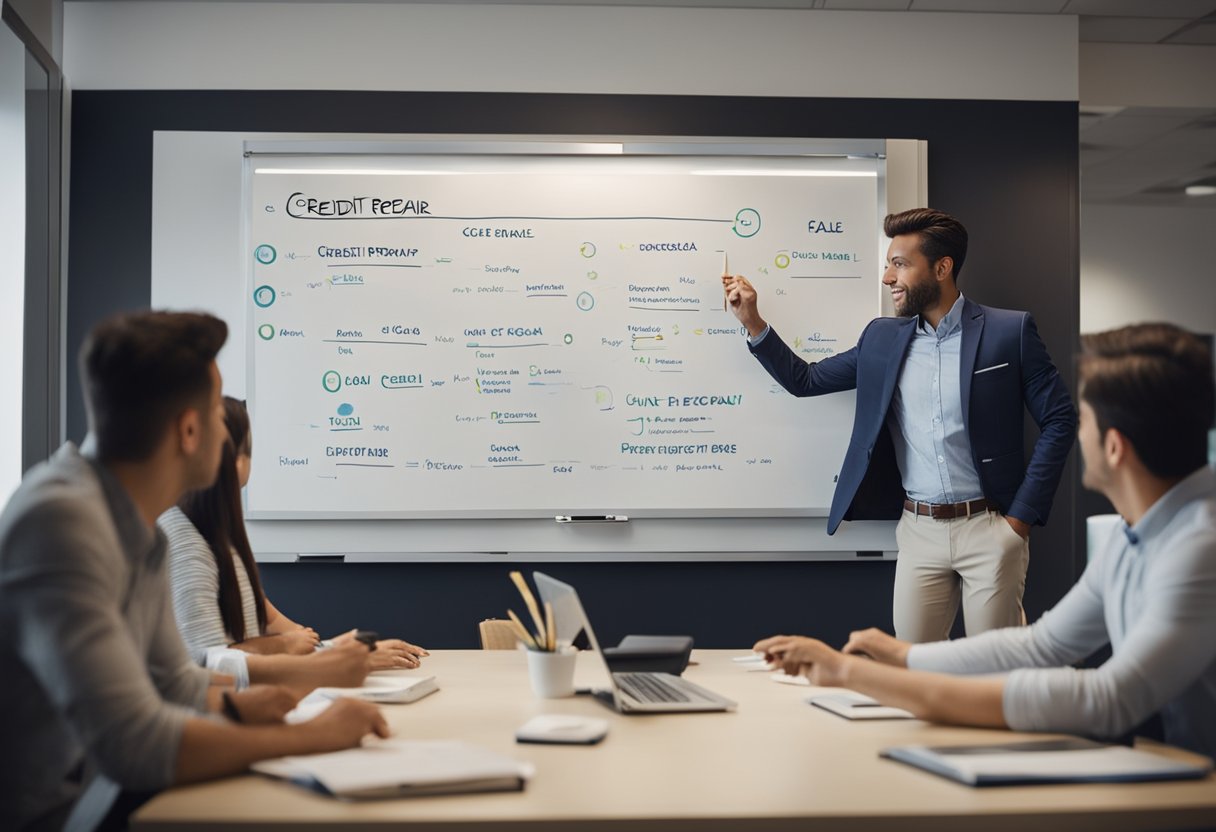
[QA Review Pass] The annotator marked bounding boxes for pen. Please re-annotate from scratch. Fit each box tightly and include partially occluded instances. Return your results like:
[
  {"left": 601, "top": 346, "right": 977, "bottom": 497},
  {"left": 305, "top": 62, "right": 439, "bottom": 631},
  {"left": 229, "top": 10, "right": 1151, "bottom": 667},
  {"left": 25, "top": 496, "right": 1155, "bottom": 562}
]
[{"left": 722, "top": 251, "right": 730, "bottom": 310}]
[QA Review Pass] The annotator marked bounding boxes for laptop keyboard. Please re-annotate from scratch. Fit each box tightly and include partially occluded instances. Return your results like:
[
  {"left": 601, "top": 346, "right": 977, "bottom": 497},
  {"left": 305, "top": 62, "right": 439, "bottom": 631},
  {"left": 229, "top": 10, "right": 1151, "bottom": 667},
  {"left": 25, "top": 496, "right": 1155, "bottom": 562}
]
[{"left": 614, "top": 672, "right": 692, "bottom": 703}]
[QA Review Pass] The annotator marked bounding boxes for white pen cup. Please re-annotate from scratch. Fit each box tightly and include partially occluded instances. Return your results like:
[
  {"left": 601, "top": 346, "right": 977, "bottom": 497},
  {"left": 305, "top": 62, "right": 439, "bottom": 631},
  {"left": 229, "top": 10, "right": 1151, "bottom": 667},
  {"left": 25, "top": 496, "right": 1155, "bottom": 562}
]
[{"left": 526, "top": 646, "right": 578, "bottom": 698}]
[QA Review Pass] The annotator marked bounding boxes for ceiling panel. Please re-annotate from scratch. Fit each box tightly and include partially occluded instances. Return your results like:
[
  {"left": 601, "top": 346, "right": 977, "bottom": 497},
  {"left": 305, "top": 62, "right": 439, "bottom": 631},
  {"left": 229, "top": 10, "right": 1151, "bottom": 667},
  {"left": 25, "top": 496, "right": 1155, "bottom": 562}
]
[
  {"left": 911, "top": 0, "right": 1066, "bottom": 11},
  {"left": 1166, "top": 22, "right": 1216, "bottom": 42},
  {"left": 823, "top": 0, "right": 913, "bottom": 9},
  {"left": 1079, "top": 114, "right": 1195, "bottom": 146},
  {"left": 1079, "top": 15, "right": 1193, "bottom": 41},
  {"left": 1120, "top": 106, "right": 1216, "bottom": 119},
  {"left": 1064, "top": 0, "right": 1216, "bottom": 17}
]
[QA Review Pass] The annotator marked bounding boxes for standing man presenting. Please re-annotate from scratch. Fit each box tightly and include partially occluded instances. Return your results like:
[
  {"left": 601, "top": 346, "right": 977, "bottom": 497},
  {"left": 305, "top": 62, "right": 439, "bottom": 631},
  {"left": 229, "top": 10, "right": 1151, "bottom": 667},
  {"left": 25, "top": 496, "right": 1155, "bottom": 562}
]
[{"left": 724, "top": 209, "right": 1075, "bottom": 641}]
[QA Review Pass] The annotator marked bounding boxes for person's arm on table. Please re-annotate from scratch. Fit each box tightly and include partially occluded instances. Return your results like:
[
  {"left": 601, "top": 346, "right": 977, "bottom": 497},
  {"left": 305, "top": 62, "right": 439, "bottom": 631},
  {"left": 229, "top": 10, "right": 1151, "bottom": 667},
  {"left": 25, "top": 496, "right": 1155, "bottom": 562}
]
[
  {"left": 1001, "top": 530, "right": 1216, "bottom": 739},
  {"left": 756, "top": 635, "right": 1007, "bottom": 728},
  {"left": 233, "top": 629, "right": 320, "bottom": 656},
  {"left": 904, "top": 550, "right": 1110, "bottom": 675},
  {"left": 229, "top": 597, "right": 318, "bottom": 654},
  {"left": 329, "top": 629, "right": 429, "bottom": 669},
  {"left": 175, "top": 697, "right": 389, "bottom": 784},
  {"left": 243, "top": 639, "right": 372, "bottom": 692}
]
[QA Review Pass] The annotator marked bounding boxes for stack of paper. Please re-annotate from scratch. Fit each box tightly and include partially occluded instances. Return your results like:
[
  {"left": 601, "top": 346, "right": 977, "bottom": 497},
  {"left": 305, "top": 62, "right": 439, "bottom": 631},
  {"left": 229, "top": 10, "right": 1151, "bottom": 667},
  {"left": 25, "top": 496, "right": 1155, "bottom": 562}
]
[{"left": 253, "top": 739, "right": 535, "bottom": 799}]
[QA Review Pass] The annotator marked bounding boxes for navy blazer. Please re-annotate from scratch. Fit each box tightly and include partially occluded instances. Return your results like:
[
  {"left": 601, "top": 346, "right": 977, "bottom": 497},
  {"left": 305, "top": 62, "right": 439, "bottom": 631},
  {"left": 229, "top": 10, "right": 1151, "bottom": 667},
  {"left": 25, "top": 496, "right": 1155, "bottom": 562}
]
[{"left": 750, "top": 298, "right": 1076, "bottom": 534}]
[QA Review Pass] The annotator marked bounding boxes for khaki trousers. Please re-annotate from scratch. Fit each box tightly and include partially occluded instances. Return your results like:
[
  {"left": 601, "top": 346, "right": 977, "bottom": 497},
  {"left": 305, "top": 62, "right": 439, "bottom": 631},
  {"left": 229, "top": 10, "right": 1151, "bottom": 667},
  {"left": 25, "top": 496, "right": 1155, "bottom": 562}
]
[{"left": 892, "top": 508, "right": 1029, "bottom": 643}]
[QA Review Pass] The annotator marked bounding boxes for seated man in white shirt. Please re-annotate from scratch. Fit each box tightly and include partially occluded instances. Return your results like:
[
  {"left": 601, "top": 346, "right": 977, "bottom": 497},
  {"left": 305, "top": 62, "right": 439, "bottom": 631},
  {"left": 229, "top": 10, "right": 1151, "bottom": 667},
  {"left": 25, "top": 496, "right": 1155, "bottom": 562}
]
[{"left": 755, "top": 322, "right": 1216, "bottom": 758}]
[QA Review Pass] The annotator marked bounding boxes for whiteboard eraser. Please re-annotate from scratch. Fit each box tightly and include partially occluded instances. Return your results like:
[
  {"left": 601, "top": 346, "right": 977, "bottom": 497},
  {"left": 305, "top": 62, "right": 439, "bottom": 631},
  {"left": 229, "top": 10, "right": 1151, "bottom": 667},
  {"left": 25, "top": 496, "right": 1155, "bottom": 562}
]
[{"left": 555, "top": 515, "right": 629, "bottom": 523}]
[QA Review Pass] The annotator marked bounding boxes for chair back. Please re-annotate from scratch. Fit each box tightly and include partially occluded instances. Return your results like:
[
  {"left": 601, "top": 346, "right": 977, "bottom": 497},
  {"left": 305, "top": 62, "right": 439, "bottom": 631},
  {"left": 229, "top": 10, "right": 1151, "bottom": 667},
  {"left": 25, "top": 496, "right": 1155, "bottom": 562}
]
[{"left": 479, "top": 618, "right": 519, "bottom": 650}]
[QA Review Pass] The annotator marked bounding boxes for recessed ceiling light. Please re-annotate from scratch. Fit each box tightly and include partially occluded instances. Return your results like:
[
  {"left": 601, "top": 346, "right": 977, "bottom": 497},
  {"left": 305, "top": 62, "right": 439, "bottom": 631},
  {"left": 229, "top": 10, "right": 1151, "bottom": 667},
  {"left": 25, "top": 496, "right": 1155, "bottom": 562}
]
[{"left": 1185, "top": 185, "right": 1216, "bottom": 197}]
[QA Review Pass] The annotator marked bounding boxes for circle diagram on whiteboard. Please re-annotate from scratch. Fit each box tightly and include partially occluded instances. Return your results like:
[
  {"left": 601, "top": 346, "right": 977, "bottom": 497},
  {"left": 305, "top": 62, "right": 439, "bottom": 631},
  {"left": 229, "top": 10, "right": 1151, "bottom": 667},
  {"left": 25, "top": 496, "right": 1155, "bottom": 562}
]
[
  {"left": 576, "top": 291, "right": 595, "bottom": 311},
  {"left": 253, "top": 285, "right": 277, "bottom": 308},
  {"left": 732, "top": 209, "right": 761, "bottom": 238},
  {"left": 254, "top": 244, "right": 277, "bottom": 265},
  {"left": 579, "top": 242, "right": 597, "bottom": 259},
  {"left": 257, "top": 324, "right": 275, "bottom": 341},
  {"left": 322, "top": 370, "right": 342, "bottom": 394}
]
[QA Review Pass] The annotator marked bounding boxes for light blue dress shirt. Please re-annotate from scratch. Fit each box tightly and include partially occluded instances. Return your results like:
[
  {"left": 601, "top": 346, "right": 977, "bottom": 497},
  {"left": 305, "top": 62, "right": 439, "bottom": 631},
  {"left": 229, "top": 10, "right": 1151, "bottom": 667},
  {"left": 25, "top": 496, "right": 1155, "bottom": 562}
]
[
  {"left": 750, "top": 294, "right": 982, "bottom": 504},
  {"left": 886, "top": 294, "right": 983, "bottom": 504},
  {"left": 909, "top": 465, "right": 1216, "bottom": 757}
]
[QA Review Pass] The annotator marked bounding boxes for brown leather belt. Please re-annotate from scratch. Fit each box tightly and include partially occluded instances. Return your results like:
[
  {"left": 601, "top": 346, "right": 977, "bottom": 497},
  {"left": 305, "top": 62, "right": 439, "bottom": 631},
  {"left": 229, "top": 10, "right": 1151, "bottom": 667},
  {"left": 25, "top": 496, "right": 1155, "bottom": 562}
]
[{"left": 903, "top": 497, "right": 1000, "bottom": 520}]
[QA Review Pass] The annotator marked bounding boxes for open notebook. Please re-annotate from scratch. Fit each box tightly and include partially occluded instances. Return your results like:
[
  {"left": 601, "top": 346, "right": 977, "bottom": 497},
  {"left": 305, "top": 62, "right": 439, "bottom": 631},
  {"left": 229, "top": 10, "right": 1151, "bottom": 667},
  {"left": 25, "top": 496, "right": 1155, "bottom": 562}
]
[{"left": 253, "top": 739, "right": 534, "bottom": 799}]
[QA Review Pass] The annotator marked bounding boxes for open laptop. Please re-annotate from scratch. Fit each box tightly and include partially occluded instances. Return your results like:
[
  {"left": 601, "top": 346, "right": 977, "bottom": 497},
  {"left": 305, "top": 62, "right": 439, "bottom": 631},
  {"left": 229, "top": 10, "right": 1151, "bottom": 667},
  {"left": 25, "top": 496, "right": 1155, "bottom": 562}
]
[{"left": 533, "top": 571, "right": 736, "bottom": 714}]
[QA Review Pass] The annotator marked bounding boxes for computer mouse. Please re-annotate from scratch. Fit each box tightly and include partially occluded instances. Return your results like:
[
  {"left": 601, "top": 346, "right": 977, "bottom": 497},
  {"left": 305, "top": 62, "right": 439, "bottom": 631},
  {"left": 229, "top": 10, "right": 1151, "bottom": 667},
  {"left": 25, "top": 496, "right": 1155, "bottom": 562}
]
[{"left": 515, "top": 715, "right": 610, "bottom": 744}]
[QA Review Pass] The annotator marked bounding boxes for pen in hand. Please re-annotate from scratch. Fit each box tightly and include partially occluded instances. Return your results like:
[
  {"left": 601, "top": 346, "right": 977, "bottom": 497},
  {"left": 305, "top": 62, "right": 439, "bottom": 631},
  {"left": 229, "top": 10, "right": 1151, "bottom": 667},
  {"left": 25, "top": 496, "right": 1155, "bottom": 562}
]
[{"left": 722, "top": 251, "right": 730, "bottom": 311}]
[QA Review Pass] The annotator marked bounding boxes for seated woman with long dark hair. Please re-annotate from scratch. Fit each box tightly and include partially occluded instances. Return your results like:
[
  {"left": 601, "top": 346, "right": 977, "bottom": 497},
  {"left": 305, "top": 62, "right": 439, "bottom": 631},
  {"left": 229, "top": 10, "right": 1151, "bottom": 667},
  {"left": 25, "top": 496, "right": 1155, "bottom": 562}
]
[{"left": 161, "top": 397, "right": 426, "bottom": 687}]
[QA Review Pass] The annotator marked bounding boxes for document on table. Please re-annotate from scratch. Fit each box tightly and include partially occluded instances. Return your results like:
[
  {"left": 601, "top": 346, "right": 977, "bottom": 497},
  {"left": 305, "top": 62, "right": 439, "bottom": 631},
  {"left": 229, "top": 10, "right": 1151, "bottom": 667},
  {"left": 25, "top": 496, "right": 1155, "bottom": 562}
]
[
  {"left": 312, "top": 674, "right": 439, "bottom": 704},
  {"left": 253, "top": 739, "right": 535, "bottom": 799},
  {"left": 809, "top": 692, "right": 915, "bottom": 720},
  {"left": 881, "top": 738, "right": 1213, "bottom": 786},
  {"left": 771, "top": 671, "right": 810, "bottom": 686},
  {"left": 733, "top": 653, "right": 776, "bottom": 672}
]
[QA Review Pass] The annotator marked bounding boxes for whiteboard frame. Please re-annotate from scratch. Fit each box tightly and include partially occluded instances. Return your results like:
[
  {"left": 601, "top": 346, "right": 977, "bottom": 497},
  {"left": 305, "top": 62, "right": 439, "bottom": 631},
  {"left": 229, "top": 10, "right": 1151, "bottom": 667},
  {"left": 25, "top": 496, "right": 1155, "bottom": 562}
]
[{"left": 154, "top": 131, "right": 925, "bottom": 559}]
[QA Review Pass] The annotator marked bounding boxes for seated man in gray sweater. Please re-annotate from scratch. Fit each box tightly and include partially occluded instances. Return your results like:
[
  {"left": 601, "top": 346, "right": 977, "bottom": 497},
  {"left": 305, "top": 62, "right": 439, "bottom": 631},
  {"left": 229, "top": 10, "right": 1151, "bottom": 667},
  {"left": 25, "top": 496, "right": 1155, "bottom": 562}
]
[
  {"left": 0, "top": 311, "right": 387, "bottom": 832},
  {"left": 755, "top": 322, "right": 1216, "bottom": 759}
]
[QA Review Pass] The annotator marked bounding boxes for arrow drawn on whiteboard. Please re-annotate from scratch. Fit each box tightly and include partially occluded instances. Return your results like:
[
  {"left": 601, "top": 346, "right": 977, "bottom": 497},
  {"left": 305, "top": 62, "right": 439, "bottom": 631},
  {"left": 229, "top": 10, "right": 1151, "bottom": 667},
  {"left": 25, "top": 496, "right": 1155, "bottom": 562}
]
[{"left": 316, "top": 475, "right": 337, "bottom": 480}]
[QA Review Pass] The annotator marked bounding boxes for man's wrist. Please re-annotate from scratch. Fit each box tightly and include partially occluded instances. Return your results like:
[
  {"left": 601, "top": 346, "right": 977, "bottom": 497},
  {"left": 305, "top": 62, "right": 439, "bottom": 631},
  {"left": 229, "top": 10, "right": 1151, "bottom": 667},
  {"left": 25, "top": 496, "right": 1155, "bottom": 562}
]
[{"left": 894, "top": 642, "right": 911, "bottom": 668}]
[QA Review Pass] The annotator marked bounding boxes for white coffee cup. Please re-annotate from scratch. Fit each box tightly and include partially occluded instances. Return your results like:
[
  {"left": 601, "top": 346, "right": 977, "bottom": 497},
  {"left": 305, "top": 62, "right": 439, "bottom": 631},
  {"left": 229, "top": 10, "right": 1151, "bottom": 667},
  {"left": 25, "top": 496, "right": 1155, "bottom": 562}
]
[{"left": 526, "top": 646, "right": 578, "bottom": 698}]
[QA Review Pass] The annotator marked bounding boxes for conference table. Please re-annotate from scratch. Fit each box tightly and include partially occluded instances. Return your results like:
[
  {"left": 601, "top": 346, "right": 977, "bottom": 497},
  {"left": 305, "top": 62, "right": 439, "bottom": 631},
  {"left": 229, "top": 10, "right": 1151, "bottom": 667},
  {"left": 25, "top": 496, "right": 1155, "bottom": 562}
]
[{"left": 134, "top": 650, "right": 1216, "bottom": 831}]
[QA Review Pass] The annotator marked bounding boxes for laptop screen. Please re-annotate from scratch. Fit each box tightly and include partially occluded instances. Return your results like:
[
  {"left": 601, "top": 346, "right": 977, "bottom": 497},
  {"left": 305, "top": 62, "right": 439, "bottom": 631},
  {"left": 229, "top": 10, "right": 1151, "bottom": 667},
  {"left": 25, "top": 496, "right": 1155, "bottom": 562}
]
[{"left": 533, "top": 571, "right": 623, "bottom": 708}]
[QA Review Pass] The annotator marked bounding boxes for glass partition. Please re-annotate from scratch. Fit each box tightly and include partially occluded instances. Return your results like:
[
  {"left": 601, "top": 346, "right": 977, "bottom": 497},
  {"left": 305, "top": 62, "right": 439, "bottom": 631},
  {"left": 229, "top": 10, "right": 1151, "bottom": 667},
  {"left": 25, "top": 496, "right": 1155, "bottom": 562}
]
[{"left": 0, "top": 23, "right": 26, "bottom": 501}]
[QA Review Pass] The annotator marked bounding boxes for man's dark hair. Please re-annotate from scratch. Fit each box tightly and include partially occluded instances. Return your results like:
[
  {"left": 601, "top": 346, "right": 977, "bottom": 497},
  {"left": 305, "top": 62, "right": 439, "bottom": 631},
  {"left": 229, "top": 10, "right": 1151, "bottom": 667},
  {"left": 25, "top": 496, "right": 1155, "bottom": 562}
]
[
  {"left": 179, "top": 397, "right": 267, "bottom": 642},
  {"left": 883, "top": 208, "right": 968, "bottom": 282},
  {"left": 80, "top": 310, "right": 228, "bottom": 462},
  {"left": 1080, "top": 323, "right": 1214, "bottom": 479}
]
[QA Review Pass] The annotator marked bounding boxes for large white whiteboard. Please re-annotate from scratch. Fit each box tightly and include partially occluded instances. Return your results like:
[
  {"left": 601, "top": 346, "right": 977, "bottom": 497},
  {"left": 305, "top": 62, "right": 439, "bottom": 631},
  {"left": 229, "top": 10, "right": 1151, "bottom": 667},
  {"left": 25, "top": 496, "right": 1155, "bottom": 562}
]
[{"left": 245, "top": 148, "right": 882, "bottom": 519}]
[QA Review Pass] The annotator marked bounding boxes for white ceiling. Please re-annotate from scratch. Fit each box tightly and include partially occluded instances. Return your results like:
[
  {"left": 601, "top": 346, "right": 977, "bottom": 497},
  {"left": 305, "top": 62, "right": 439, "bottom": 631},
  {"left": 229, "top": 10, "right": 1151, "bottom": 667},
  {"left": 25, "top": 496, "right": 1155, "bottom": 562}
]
[{"left": 64, "top": 0, "right": 1216, "bottom": 206}]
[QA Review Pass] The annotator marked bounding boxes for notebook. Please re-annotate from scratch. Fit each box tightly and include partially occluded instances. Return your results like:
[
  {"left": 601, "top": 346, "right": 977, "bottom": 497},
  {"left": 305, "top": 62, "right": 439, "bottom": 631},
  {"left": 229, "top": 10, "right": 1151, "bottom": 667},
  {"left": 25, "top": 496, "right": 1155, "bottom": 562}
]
[
  {"left": 253, "top": 739, "right": 534, "bottom": 799},
  {"left": 532, "top": 571, "right": 736, "bottom": 714},
  {"left": 312, "top": 674, "right": 439, "bottom": 704},
  {"left": 809, "top": 692, "right": 915, "bottom": 720},
  {"left": 881, "top": 737, "right": 1213, "bottom": 786}
]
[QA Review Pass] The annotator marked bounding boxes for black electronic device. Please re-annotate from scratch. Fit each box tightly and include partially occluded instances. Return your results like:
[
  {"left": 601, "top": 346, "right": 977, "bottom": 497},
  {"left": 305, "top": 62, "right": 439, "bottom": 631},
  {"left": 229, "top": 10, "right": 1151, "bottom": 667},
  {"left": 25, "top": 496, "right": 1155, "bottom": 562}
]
[{"left": 602, "top": 635, "right": 694, "bottom": 676}]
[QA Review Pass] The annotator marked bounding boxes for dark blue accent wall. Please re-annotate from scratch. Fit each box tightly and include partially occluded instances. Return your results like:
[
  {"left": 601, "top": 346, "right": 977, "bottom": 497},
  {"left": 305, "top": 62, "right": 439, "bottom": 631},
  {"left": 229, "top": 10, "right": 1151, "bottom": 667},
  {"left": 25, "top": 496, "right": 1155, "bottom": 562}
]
[{"left": 67, "top": 91, "right": 1080, "bottom": 647}]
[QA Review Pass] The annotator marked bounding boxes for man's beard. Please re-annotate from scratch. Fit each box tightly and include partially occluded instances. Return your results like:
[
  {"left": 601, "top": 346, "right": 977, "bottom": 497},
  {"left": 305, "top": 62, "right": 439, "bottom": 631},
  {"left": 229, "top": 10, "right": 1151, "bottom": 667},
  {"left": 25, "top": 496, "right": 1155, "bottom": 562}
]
[{"left": 897, "top": 279, "right": 941, "bottom": 319}]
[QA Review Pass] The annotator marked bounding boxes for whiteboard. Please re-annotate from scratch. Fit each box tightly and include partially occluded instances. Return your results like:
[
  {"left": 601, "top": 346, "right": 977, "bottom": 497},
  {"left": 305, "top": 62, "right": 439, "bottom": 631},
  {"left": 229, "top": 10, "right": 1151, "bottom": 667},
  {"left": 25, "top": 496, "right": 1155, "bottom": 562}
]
[{"left": 244, "top": 147, "right": 883, "bottom": 519}]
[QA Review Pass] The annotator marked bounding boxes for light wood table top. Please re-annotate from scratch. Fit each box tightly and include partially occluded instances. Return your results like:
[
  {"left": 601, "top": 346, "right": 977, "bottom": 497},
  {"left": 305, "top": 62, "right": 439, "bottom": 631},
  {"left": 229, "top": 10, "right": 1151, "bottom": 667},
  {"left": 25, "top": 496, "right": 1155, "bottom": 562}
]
[{"left": 134, "top": 649, "right": 1216, "bottom": 831}]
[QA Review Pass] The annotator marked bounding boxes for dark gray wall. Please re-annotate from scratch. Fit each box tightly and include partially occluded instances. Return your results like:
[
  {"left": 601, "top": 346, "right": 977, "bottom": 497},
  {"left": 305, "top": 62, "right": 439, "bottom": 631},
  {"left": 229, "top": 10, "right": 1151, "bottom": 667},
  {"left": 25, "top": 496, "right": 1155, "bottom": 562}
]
[{"left": 67, "top": 91, "right": 1080, "bottom": 647}]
